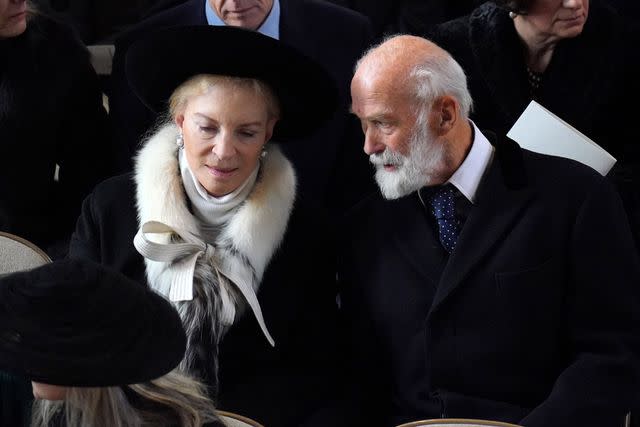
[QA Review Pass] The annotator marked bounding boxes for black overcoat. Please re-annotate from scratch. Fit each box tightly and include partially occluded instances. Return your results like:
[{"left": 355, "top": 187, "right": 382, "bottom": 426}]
[
  {"left": 69, "top": 172, "right": 342, "bottom": 427},
  {"left": 337, "top": 137, "right": 640, "bottom": 427},
  {"left": 0, "top": 14, "right": 112, "bottom": 256}
]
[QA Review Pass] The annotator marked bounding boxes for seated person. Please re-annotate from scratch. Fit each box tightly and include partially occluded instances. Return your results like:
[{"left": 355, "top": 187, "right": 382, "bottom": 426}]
[
  {"left": 0, "top": 259, "right": 220, "bottom": 427},
  {"left": 337, "top": 34, "right": 640, "bottom": 427},
  {"left": 70, "top": 25, "right": 342, "bottom": 427},
  {"left": 0, "top": 0, "right": 113, "bottom": 258},
  {"left": 429, "top": 0, "right": 640, "bottom": 249}
]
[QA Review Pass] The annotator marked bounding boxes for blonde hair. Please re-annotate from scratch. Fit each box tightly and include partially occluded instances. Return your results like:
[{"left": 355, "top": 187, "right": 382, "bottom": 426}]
[
  {"left": 168, "top": 74, "right": 281, "bottom": 122},
  {"left": 30, "top": 370, "right": 219, "bottom": 427}
]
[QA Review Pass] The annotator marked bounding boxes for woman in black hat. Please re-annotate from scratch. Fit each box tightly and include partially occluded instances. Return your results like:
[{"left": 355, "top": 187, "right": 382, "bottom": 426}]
[
  {"left": 69, "top": 25, "right": 342, "bottom": 426},
  {"left": 0, "top": 259, "right": 220, "bottom": 427}
]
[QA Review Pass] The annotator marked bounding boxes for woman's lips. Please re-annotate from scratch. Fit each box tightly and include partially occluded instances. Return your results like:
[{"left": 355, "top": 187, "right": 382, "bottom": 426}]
[
  {"left": 207, "top": 165, "right": 238, "bottom": 178},
  {"left": 559, "top": 14, "right": 584, "bottom": 24}
]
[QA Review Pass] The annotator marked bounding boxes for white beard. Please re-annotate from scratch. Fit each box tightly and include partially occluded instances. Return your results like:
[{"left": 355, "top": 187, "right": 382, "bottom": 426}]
[{"left": 370, "top": 118, "right": 447, "bottom": 200}]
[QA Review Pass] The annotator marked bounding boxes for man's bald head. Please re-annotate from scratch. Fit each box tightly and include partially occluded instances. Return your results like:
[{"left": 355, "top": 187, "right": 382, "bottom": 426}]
[
  {"left": 353, "top": 35, "right": 472, "bottom": 118},
  {"left": 354, "top": 35, "right": 448, "bottom": 86}
]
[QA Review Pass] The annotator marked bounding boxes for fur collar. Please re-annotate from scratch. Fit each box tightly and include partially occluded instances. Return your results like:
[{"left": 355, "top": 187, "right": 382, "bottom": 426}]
[
  {"left": 134, "top": 124, "right": 296, "bottom": 282},
  {"left": 133, "top": 124, "right": 296, "bottom": 387}
]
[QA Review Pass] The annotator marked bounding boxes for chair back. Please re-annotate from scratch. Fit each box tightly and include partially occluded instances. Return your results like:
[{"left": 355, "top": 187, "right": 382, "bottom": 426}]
[
  {"left": 218, "top": 410, "right": 264, "bottom": 427},
  {"left": 0, "top": 232, "right": 51, "bottom": 275},
  {"left": 396, "top": 419, "right": 522, "bottom": 427}
]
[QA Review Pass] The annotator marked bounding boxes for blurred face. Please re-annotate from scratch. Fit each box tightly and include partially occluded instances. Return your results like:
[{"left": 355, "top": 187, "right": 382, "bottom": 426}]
[
  {"left": 351, "top": 75, "right": 450, "bottom": 199},
  {"left": 0, "top": 0, "right": 27, "bottom": 39},
  {"left": 208, "top": 0, "right": 274, "bottom": 30},
  {"left": 32, "top": 382, "right": 68, "bottom": 401},
  {"left": 518, "top": 0, "right": 589, "bottom": 41},
  {"left": 176, "top": 84, "right": 277, "bottom": 197}
]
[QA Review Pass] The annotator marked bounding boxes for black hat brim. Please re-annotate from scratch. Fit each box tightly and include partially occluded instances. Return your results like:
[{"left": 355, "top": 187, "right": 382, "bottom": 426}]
[
  {"left": 125, "top": 25, "right": 339, "bottom": 142},
  {"left": 0, "top": 260, "right": 186, "bottom": 387}
]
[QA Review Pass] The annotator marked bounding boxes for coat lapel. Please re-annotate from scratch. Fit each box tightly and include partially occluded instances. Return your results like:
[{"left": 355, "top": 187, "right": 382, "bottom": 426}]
[
  {"left": 429, "top": 135, "right": 534, "bottom": 315},
  {"left": 389, "top": 195, "right": 444, "bottom": 286}
]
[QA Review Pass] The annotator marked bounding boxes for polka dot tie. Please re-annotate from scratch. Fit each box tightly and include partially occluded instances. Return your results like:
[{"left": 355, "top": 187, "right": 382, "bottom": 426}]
[{"left": 427, "top": 185, "right": 460, "bottom": 254}]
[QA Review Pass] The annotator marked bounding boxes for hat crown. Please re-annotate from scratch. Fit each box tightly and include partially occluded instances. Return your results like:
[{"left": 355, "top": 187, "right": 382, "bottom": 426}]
[{"left": 0, "top": 259, "right": 186, "bottom": 387}]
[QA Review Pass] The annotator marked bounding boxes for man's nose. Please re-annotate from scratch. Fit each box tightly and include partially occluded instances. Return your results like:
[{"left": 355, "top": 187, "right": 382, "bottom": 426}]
[
  {"left": 562, "top": 0, "right": 581, "bottom": 9},
  {"left": 363, "top": 130, "right": 385, "bottom": 155}
]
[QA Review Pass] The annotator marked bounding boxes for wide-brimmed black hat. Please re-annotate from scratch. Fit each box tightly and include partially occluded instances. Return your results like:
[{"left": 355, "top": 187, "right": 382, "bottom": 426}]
[
  {"left": 126, "top": 25, "right": 339, "bottom": 141},
  {"left": 0, "top": 259, "right": 186, "bottom": 387}
]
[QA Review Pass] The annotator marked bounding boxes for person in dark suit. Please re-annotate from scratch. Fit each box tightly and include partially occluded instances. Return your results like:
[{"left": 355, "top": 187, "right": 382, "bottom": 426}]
[
  {"left": 339, "top": 34, "right": 640, "bottom": 427},
  {"left": 0, "top": 1, "right": 113, "bottom": 259},
  {"left": 108, "top": 0, "right": 374, "bottom": 214},
  {"left": 326, "top": 0, "right": 483, "bottom": 41},
  {"left": 70, "top": 26, "right": 343, "bottom": 427},
  {"left": 429, "top": 0, "right": 640, "bottom": 250}
]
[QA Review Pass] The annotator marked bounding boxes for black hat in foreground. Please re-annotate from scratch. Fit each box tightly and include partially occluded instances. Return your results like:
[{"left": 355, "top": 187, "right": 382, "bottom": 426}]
[
  {"left": 0, "top": 259, "right": 186, "bottom": 387},
  {"left": 126, "top": 25, "right": 339, "bottom": 141}
]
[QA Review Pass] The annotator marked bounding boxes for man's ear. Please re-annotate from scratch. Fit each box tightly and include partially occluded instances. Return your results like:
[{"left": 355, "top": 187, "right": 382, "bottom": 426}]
[{"left": 429, "top": 95, "right": 458, "bottom": 136}]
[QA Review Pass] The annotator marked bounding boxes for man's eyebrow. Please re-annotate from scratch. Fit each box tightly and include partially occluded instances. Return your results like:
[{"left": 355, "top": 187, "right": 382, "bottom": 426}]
[{"left": 348, "top": 107, "right": 391, "bottom": 120}]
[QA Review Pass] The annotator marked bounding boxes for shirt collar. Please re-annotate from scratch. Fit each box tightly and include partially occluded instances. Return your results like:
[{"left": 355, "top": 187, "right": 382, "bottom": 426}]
[
  {"left": 205, "top": 0, "right": 280, "bottom": 40},
  {"left": 447, "top": 121, "right": 495, "bottom": 204}
]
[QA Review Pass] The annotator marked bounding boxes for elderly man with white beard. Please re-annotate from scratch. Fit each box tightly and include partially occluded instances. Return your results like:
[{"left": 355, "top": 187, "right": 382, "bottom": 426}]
[{"left": 336, "top": 35, "right": 640, "bottom": 427}]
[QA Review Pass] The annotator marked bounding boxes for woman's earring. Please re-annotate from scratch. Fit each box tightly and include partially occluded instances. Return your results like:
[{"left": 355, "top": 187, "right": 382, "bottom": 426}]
[
  {"left": 176, "top": 132, "right": 184, "bottom": 149},
  {"left": 509, "top": 11, "right": 517, "bottom": 19},
  {"left": 260, "top": 148, "right": 267, "bottom": 158}
]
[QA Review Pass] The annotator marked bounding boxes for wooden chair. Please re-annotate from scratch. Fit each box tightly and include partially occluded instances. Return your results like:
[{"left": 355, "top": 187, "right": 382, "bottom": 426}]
[
  {"left": 0, "top": 232, "right": 51, "bottom": 275},
  {"left": 396, "top": 419, "right": 522, "bottom": 427},
  {"left": 218, "top": 410, "right": 264, "bottom": 427},
  {"left": 0, "top": 232, "right": 51, "bottom": 425}
]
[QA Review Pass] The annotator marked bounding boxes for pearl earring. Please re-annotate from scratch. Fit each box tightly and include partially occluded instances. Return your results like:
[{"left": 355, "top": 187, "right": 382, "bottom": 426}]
[
  {"left": 176, "top": 132, "right": 184, "bottom": 149},
  {"left": 260, "top": 149, "right": 267, "bottom": 158},
  {"left": 509, "top": 11, "right": 517, "bottom": 19}
]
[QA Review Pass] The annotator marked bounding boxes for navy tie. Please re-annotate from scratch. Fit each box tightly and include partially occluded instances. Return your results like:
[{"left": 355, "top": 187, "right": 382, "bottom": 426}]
[{"left": 426, "top": 185, "right": 460, "bottom": 253}]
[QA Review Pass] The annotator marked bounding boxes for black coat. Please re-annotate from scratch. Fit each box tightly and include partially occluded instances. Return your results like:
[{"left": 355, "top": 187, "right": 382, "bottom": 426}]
[
  {"left": 337, "top": 137, "right": 640, "bottom": 426},
  {"left": 327, "top": 0, "right": 482, "bottom": 40},
  {"left": 0, "top": 13, "right": 112, "bottom": 257},
  {"left": 430, "top": 1, "right": 640, "bottom": 249},
  {"left": 69, "top": 173, "right": 342, "bottom": 427},
  {"left": 108, "top": 0, "right": 375, "bottom": 215}
]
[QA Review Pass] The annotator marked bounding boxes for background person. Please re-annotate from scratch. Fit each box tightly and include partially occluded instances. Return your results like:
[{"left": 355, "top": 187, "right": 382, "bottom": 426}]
[
  {"left": 0, "top": 0, "right": 114, "bottom": 259},
  {"left": 430, "top": 0, "right": 640, "bottom": 249}
]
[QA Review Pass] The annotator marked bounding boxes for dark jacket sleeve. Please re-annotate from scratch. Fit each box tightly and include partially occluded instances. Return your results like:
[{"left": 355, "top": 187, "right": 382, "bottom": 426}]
[
  {"left": 520, "top": 178, "right": 640, "bottom": 426},
  {"left": 68, "top": 190, "right": 102, "bottom": 262}
]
